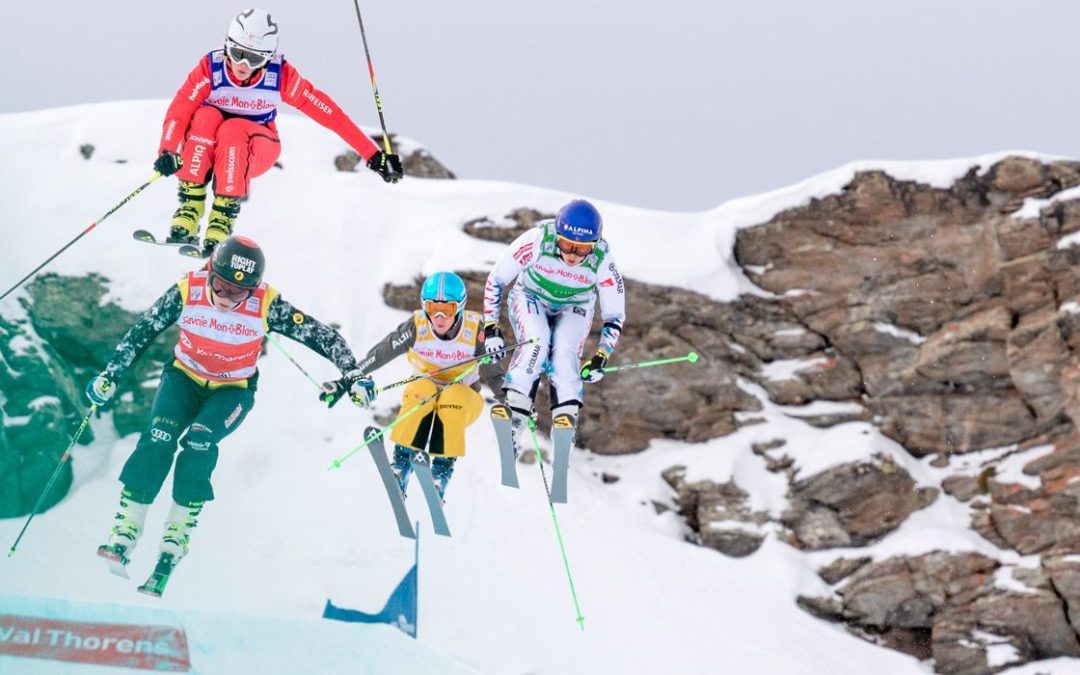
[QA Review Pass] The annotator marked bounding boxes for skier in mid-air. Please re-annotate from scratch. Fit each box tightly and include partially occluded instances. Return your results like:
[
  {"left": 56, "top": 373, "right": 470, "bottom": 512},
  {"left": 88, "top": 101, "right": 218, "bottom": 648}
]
[
  {"left": 482, "top": 199, "right": 626, "bottom": 456},
  {"left": 335, "top": 271, "right": 503, "bottom": 500},
  {"left": 150, "top": 8, "right": 403, "bottom": 257},
  {"left": 88, "top": 235, "right": 375, "bottom": 595}
]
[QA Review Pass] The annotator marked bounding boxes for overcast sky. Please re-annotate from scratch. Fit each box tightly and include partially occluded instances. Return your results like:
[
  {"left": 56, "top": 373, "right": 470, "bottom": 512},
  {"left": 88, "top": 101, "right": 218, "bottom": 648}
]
[{"left": 4, "top": 1, "right": 1080, "bottom": 212}]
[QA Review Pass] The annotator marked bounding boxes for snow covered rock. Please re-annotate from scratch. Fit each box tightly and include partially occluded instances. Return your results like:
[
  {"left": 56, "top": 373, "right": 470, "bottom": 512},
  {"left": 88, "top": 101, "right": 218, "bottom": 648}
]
[
  {"left": 0, "top": 274, "right": 173, "bottom": 517},
  {"left": 781, "top": 455, "right": 937, "bottom": 549},
  {"left": 735, "top": 156, "right": 1080, "bottom": 458},
  {"left": 661, "top": 465, "right": 769, "bottom": 557}
]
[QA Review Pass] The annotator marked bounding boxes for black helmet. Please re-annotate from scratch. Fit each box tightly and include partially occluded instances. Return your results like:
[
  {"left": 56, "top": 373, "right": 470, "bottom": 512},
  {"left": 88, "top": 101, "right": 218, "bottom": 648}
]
[{"left": 210, "top": 236, "right": 265, "bottom": 289}]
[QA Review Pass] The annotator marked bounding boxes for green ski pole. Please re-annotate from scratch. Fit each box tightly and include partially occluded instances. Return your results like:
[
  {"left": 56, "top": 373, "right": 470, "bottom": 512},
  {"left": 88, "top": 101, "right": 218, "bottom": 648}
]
[
  {"left": 584, "top": 351, "right": 700, "bottom": 379},
  {"left": 266, "top": 334, "right": 322, "bottom": 389},
  {"left": 328, "top": 357, "right": 490, "bottom": 470},
  {"left": 527, "top": 418, "right": 585, "bottom": 630}
]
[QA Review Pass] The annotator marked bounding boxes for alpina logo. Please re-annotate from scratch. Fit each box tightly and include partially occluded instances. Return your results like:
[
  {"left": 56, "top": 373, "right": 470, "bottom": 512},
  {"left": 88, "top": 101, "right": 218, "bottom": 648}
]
[{"left": 563, "top": 225, "right": 594, "bottom": 236}]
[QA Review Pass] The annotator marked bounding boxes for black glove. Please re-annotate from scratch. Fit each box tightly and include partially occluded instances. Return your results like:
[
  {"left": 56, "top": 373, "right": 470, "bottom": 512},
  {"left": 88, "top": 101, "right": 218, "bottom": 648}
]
[
  {"left": 580, "top": 351, "right": 609, "bottom": 383},
  {"left": 366, "top": 151, "right": 404, "bottom": 183},
  {"left": 153, "top": 151, "right": 183, "bottom": 177},
  {"left": 483, "top": 322, "right": 506, "bottom": 357}
]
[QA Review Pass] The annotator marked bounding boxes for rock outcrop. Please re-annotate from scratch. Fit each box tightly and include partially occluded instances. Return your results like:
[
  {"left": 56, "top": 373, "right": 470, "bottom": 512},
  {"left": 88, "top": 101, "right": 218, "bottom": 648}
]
[{"left": 0, "top": 274, "right": 175, "bottom": 517}]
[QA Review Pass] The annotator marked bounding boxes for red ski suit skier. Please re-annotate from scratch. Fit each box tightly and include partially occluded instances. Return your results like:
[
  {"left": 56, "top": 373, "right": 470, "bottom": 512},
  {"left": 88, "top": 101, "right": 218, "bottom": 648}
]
[{"left": 159, "top": 52, "right": 380, "bottom": 198}]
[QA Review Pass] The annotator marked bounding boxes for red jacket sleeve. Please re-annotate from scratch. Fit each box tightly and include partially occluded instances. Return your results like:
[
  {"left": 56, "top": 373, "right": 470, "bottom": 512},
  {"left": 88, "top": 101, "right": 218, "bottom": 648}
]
[
  {"left": 159, "top": 56, "right": 213, "bottom": 155},
  {"left": 279, "top": 60, "right": 380, "bottom": 162}
]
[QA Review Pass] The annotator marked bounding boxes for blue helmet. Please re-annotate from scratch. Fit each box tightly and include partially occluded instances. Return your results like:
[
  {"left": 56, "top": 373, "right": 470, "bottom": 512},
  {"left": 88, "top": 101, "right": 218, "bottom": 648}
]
[
  {"left": 555, "top": 200, "right": 603, "bottom": 242},
  {"left": 420, "top": 271, "right": 467, "bottom": 318}
]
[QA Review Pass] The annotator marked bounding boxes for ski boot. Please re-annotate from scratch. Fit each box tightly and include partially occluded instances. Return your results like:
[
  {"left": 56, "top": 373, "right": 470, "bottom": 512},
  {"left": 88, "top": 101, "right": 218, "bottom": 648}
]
[
  {"left": 165, "top": 181, "right": 206, "bottom": 245},
  {"left": 391, "top": 444, "right": 414, "bottom": 496},
  {"left": 202, "top": 195, "right": 241, "bottom": 257},
  {"left": 505, "top": 390, "right": 537, "bottom": 458},
  {"left": 97, "top": 488, "right": 151, "bottom": 577},
  {"left": 136, "top": 501, "right": 200, "bottom": 598},
  {"left": 551, "top": 403, "right": 579, "bottom": 432},
  {"left": 431, "top": 457, "right": 456, "bottom": 501},
  {"left": 159, "top": 500, "right": 203, "bottom": 560}
]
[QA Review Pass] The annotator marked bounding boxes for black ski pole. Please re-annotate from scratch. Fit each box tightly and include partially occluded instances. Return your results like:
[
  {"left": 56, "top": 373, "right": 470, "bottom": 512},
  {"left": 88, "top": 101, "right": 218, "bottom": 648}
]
[
  {"left": 0, "top": 173, "right": 163, "bottom": 303},
  {"left": 349, "top": 0, "right": 394, "bottom": 156},
  {"left": 8, "top": 404, "right": 97, "bottom": 557}
]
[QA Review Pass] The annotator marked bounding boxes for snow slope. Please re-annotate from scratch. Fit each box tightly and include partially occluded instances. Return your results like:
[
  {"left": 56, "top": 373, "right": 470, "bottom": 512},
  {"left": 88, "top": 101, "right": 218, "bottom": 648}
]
[
  {"left": 0, "top": 101, "right": 1070, "bottom": 674},
  {"left": 0, "top": 594, "right": 473, "bottom": 674}
]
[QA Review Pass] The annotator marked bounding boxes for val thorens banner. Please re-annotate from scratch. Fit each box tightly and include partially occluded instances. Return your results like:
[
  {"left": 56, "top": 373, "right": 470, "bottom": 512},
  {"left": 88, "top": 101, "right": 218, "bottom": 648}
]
[{"left": 0, "top": 614, "right": 191, "bottom": 671}]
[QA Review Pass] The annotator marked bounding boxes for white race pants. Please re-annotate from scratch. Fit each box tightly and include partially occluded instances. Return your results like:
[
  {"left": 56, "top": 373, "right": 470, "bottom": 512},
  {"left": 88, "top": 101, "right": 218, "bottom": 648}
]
[{"left": 503, "top": 287, "right": 593, "bottom": 408}]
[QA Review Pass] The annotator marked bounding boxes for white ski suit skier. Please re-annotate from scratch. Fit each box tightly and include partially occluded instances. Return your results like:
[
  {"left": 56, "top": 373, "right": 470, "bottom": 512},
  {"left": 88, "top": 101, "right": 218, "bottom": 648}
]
[{"left": 483, "top": 217, "right": 626, "bottom": 420}]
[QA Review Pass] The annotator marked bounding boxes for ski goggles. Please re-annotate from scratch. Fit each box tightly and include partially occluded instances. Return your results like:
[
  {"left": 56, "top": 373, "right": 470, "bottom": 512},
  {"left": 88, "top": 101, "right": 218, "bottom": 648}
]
[
  {"left": 209, "top": 273, "right": 254, "bottom": 303},
  {"left": 423, "top": 299, "right": 462, "bottom": 319},
  {"left": 556, "top": 236, "right": 596, "bottom": 257},
  {"left": 225, "top": 41, "right": 273, "bottom": 69}
]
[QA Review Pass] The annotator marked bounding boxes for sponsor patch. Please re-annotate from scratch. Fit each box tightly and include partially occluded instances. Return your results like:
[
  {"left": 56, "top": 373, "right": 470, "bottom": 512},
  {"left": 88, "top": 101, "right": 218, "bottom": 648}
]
[
  {"left": 292, "top": 312, "right": 304, "bottom": 325},
  {"left": 224, "top": 403, "right": 243, "bottom": 429},
  {"left": 150, "top": 428, "right": 173, "bottom": 443},
  {"left": 245, "top": 296, "right": 261, "bottom": 313},
  {"left": 190, "top": 286, "right": 203, "bottom": 302},
  {"left": 572, "top": 306, "right": 587, "bottom": 317}
]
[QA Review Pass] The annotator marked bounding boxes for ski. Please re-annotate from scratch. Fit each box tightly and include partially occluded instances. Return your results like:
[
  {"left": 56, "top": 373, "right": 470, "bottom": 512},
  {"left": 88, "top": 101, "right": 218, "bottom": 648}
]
[
  {"left": 137, "top": 552, "right": 178, "bottom": 598},
  {"left": 177, "top": 244, "right": 207, "bottom": 259},
  {"left": 132, "top": 229, "right": 194, "bottom": 248},
  {"left": 409, "top": 451, "right": 450, "bottom": 537},
  {"left": 364, "top": 427, "right": 416, "bottom": 540},
  {"left": 550, "top": 414, "right": 576, "bottom": 504},
  {"left": 96, "top": 544, "right": 131, "bottom": 579},
  {"left": 490, "top": 404, "right": 520, "bottom": 488}
]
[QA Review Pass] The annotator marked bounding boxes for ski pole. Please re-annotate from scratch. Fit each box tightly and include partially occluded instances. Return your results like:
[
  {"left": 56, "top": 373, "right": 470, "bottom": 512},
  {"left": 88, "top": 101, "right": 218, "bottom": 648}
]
[
  {"left": 584, "top": 351, "right": 700, "bottom": 379},
  {"left": 526, "top": 417, "right": 585, "bottom": 630},
  {"left": 265, "top": 334, "right": 322, "bottom": 389},
  {"left": 328, "top": 358, "right": 489, "bottom": 470},
  {"left": 349, "top": 0, "right": 394, "bottom": 156},
  {"left": 377, "top": 337, "right": 538, "bottom": 393},
  {"left": 8, "top": 404, "right": 98, "bottom": 557},
  {"left": 0, "top": 173, "right": 163, "bottom": 303}
]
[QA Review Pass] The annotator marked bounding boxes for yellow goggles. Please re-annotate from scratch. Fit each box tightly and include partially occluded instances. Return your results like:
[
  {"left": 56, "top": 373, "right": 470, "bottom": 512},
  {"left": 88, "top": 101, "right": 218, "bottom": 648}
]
[{"left": 423, "top": 299, "right": 461, "bottom": 318}]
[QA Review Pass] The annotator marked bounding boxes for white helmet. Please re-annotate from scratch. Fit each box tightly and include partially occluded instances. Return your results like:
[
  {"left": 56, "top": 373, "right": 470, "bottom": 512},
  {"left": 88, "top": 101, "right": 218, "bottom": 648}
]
[{"left": 225, "top": 9, "right": 279, "bottom": 66}]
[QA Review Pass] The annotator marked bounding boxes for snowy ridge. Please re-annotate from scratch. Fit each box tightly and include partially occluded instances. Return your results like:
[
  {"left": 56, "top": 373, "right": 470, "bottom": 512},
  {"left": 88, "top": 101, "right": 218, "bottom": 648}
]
[{"left": 0, "top": 101, "right": 1073, "bottom": 674}]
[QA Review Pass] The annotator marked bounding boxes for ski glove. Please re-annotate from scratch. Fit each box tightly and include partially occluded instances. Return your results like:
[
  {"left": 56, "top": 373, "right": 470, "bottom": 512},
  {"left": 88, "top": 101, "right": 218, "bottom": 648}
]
[
  {"left": 320, "top": 371, "right": 377, "bottom": 409},
  {"left": 86, "top": 373, "right": 115, "bottom": 406},
  {"left": 348, "top": 375, "right": 378, "bottom": 408},
  {"left": 366, "top": 151, "right": 404, "bottom": 184},
  {"left": 153, "top": 151, "right": 183, "bottom": 177},
  {"left": 483, "top": 322, "right": 506, "bottom": 357},
  {"left": 580, "top": 351, "right": 609, "bottom": 383}
]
